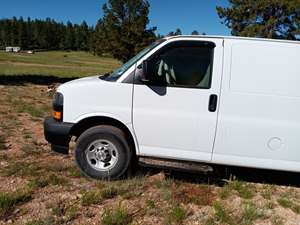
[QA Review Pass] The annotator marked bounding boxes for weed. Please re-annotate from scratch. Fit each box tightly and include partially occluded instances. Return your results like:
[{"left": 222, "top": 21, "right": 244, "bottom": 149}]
[
  {"left": 81, "top": 185, "right": 119, "bottom": 206},
  {"left": 2, "top": 161, "right": 41, "bottom": 177},
  {"left": 81, "top": 190, "right": 103, "bottom": 206},
  {"left": 166, "top": 204, "right": 187, "bottom": 224},
  {"left": 219, "top": 185, "right": 232, "bottom": 200},
  {"left": 116, "top": 177, "right": 145, "bottom": 199},
  {"left": 154, "top": 178, "right": 173, "bottom": 189},
  {"left": 241, "top": 202, "right": 266, "bottom": 225},
  {"left": 277, "top": 197, "right": 292, "bottom": 208},
  {"left": 67, "top": 165, "right": 82, "bottom": 178},
  {"left": 52, "top": 200, "right": 66, "bottom": 217},
  {"left": 213, "top": 202, "right": 234, "bottom": 225},
  {"left": 102, "top": 205, "right": 131, "bottom": 225},
  {"left": 277, "top": 197, "right": 300, "bottom": 214},
  {"left": 265, "top": 201, "right": 275, "bottom": 210},
  {"left": 0, "top": 188, "right": 33, "bottom": 217},
  {"left": 47, "top": 174, "right": 69, "bottom": 186},
  {"left": 65, "top": 204, "right": 80, "bottom": 221},
  {"left": 28, "top": 174, "right": 69, "bottom": 189},
  {"left": 261, "top": 185, "right": 275, "bottom": 200},
  {"left": 293, "top": 204, "right": 300, "bottom": 214},
  {"left": 145, "top": 199, "right": 161, "bottom": 216},
  {"left": 101, "top": 186, "right": 119, "bottom": 199},
  {"left": 28, "top": 177, "right": 50, "bottom": 189},
  {"left": 224, "top": 176, "right": 255, "bottom": 199}
]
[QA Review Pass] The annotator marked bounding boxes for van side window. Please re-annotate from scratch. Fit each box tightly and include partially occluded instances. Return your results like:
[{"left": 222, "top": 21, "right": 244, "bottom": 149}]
[{"left": 149, "top": 43, "right": 214, "bottom": 88}]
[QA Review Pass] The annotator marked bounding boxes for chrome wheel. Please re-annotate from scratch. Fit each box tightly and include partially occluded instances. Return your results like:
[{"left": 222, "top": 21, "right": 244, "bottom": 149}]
[{"left": 85, "top": 139, "right": 119, "bottom": 171}]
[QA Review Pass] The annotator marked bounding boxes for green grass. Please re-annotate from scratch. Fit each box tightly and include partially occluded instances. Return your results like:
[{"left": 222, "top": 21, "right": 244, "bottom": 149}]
[
  {"left": 16, "top": 103, "right": 46, "bottom": 117},
  {"left": 2, "top": 160, "right": 41, "bottom": 177},
  {"left": 65, "top": 204, "right": 80, "bottom": 221},
  {"left": 0, "top": 188, "right": 33, "bottom": 217},
  {"left": 241, "top": 202, "right": 266, "bottom": 225},
  {"left": 102, "top": 205, "right": 132, "bottom": 225},
  {"left": 208, "top": 201, "right": 265, "bottom": 225},
  {"left": 6, "top": 87, "right": 50, "bottom": 118},
  {"left": 212, "top": 202, "right": 234, "bottom": 225},
  {"left": 277, "top": 197, "right": 300, "bottom": 214},
  {"left": 81, "top": 190, "right": 103, "bottom": 206},
  {"left": 166, "top": 204, "right": 187, "bottom": 224},
  {"left": 81, "top": 186, "right": 119, "bottom": 206},
  {"left": 0, "top": 51, "right": 120, "bottom": 78},
  {"left": 222, "top": 176, "right": 255, "bottom": 199}
]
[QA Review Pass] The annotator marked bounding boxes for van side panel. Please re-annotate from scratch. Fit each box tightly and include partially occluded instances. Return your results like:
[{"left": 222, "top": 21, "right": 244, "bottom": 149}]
[{"left": 213, "top": 40, "right": 300, "bottom": 172}]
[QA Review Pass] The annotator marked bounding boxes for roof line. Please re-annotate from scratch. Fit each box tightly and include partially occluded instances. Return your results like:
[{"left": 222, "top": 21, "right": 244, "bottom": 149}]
[{"left": 165, "top": 35, "right": 300, "bottom": 45}]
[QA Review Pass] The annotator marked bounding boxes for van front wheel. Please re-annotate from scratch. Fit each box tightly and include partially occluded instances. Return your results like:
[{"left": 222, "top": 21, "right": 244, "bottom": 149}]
[{"left": 75, "top": 125, "right": 132, "bottom": 180}]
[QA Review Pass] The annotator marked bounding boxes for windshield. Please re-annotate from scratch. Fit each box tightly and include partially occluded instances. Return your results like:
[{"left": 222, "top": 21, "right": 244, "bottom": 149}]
[{"left": 104, "top": 39, "right": 165, "bottom": 81}]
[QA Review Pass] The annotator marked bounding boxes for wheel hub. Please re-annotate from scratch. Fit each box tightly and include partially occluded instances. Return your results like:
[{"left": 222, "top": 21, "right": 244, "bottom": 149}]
[
  {"left": 96, "top": 147, "right": 111, "bottom": 161},
  {"left": 85, "top": 139, "right": 118, "bottom": 171}
]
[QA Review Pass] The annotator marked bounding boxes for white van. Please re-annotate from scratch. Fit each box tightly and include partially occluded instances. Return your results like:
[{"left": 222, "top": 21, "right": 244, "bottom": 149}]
[{"left": 44, "top": 35, "right": 300, "bottom": 179}]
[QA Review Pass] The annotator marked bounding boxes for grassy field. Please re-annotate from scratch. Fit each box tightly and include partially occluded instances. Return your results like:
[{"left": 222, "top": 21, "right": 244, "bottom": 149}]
[
  {"left": 0, "top": 51, "right": 300, "bottom": 224},
  {"left": 0, "top": 51, "right": 120, "bottom": 78}
]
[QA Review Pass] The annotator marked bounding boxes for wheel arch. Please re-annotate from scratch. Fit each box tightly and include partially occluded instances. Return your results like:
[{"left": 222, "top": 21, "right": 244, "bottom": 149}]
[{"left": 70, "top": 116, "right": 138, "bottom": 155}]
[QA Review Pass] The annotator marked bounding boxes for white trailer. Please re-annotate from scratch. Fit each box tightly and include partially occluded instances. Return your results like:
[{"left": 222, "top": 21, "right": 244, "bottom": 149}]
[{"left": 5, "top": 46, "right": 21, "bottom": 53}]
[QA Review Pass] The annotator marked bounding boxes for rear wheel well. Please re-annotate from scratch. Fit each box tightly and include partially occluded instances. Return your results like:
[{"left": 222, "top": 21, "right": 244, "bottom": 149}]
[{"left": 70, "top": 117, "right": 136, "bottom": 155}]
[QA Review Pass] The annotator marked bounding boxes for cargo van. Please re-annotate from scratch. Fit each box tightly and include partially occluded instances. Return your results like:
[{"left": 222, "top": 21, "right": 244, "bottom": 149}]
[{"left": 44, "top": 35, "right": 300, "bottom": 179}]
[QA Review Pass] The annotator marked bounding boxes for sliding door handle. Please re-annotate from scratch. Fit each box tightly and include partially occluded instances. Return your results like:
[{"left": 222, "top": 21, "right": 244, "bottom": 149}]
[{"left": 208, "top": 94, "right": 218, "bottom": 112}]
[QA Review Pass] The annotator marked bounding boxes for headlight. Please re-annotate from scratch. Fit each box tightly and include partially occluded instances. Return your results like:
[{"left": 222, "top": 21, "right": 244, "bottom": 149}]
[{"left": 52, "top": 92, "right": 63, "bottom": 121}]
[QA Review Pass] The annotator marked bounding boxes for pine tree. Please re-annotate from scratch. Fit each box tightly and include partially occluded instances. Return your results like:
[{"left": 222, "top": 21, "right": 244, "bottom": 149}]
[
  {"left": 217, "top": 0, "right": 300, "bottom": 40},
  {"left": 65, "top": 21, "right": 75, "bottom": 50},
  {"left": 95, "top": 0, "right": 156, "bottom": 62},
  {"left": 191, "top": 30, "right": 199, "bottom": 35},
  {"left": 174, "top": 28, "right": 182, "bottom": 35}
]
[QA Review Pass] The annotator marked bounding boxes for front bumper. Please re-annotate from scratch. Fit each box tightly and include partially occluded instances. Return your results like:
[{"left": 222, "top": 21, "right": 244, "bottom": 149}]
[{"left": 44, "top": 117, "right": 74, "bottom": 154}]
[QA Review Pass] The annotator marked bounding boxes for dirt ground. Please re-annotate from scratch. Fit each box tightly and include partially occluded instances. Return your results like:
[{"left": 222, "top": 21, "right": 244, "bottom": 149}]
[{"left": 1, "top": 84, "right": 300, "bottom": 225}]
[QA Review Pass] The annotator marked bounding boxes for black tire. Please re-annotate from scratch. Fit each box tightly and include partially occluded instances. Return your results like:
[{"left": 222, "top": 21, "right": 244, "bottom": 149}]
[{"left": 75, "top": 125, "right": 132, "bottom": 180}]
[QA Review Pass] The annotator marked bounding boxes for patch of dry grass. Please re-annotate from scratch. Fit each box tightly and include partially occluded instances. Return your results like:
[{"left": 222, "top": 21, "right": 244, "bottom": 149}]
[
  {"left": 102, "top": 205, "right": 132, "bottom": 225},
  {"left": 0, "top": 187, "right": 33, "bottom": 218},
  {"left": 277, "top": 196, "right": 300, "bottom": 214}
]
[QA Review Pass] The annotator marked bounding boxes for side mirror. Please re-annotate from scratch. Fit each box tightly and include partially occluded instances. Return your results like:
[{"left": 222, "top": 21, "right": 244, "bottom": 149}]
[{"left": 140, "top": 60, "right": 151, "bottom": 82}]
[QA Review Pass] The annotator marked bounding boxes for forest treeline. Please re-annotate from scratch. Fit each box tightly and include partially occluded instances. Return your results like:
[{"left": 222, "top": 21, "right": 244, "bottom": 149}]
[{"left": 0, "top": 17, "right": 94, "bottom": 51}]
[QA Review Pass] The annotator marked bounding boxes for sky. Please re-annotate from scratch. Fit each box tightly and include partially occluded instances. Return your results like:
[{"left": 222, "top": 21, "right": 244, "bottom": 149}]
[{"left": 0, "top": 0, "right": 230, "bottom": 36}]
